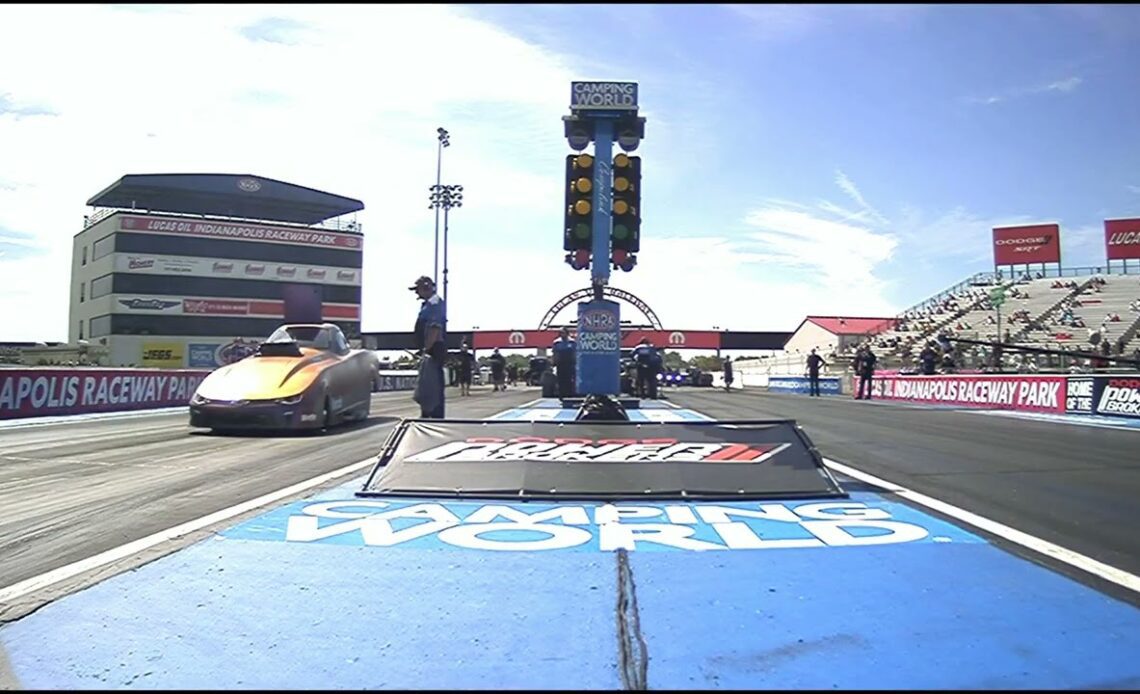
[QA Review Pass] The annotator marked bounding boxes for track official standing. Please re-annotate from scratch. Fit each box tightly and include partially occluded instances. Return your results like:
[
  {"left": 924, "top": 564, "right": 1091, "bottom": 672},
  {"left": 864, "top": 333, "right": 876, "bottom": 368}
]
[
  {"left": 806, "top": 348, "right": 825, "bottom": 396},
  {"left": 723, "top": 355, "right": 734, "bottom": 393},
  {"left": 633, "top": 338, "right": 660, "bottom": 399},
  {"left": 854, "top": 345, "right": 877, "bottom": 400},
  {"left": 410, "top": 275, "right": 446, "bottom": 418},
  {"left": 552, "top": 327, "right": 577, "bottom": 398}
]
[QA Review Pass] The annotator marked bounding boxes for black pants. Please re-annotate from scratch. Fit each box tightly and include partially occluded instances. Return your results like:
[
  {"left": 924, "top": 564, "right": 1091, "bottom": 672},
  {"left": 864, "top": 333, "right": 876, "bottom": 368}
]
[
  {"left": 420, "top": 358, "right": 445, "bottom": 419},
  {"left": 557, "top": 368, "right": 575, "bottom": 398},
  {"left": 637, "top": 367, "right": 657, "bottom": 399},
  {"left": 857, "top": 373, "right": 872, "bottom": 400},
  {"left": 809, "top": 372, "right": 820, "bottom": 396}
]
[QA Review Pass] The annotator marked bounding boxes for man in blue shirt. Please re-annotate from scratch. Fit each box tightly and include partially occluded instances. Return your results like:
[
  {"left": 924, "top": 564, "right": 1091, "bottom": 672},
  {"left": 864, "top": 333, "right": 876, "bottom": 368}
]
[
  {"left": 410, "top": 275, "right": 446, "bottom": 418},
  {"left": 633, "top": 338, "right": 660, "bottom": 399},
  {"left": 551, "top": 327, "right": 576, "bottom": 398}
]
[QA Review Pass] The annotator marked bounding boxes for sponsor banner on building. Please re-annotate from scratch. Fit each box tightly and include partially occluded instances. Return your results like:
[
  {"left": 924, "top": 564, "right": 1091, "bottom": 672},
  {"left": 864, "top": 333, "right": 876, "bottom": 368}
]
[
  {"left": 864, "top": 375, "right": 1067, "bottom": 413},
  {"left": 0, "top": 369, "right": 209, "bottom": 420},
  {"left": 992, "top": 224, "right": 1061, "bottom": 265},
  {"left": 118, "top": 215, "right": 363, "bottom": 250},
  {"left": 1095, "top": 377, "right": 1140, "bottom": 418},
  {"left": 470, "top": 329, "right": 720, "bottom": 350},
  {"left": 108, "top": 295, "right": 360, "bottom": 320},
  {"left": 141, "top": 342, "right": 185, "bottom": 368},
  {"left": 1105, "top": 218, "right": 1140, "bottom": 261},
  {"left": 114, "top": 254, "right": 360, "bottom": 285},
  {"left": 768, "top": 376, "right": 843, "bottom": 395}
]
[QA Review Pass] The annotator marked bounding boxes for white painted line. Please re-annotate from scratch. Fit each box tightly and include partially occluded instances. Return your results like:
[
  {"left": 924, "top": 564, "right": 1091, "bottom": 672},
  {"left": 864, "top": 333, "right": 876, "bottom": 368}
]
[
  {"left": 967, "top": 409, "right": 1140, "bottom": 433},
  {"left": 0, "top": 407, "right": 188, "bottom": 429},
  {"left": 822, "top": 456, "right": 1140, "bottom": 595},
  {"left": 0, "top": 405, "right": 521, "bottom": 606}
]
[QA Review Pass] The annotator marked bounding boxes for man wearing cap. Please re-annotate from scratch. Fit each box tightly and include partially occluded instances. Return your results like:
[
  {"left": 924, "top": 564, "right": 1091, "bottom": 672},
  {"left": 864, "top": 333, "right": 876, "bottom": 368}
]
[{"left": 410, "top": 275, "right": 447, "bottom": 418}]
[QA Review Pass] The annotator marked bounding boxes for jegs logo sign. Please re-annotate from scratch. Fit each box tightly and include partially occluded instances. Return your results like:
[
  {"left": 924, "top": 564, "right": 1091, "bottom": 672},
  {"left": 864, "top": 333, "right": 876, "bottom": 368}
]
[{"left": 404, "top": 437, "right": 790, "bottom": 464}]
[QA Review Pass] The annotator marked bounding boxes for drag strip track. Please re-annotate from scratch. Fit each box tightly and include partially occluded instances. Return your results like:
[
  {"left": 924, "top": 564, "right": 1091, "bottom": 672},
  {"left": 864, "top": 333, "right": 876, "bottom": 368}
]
[
  {"left": 669, "top": 388, "right": 1140, "bottom": 586},
  {"left": 0, "top": 387, "right": 540, "bottom": 603}
]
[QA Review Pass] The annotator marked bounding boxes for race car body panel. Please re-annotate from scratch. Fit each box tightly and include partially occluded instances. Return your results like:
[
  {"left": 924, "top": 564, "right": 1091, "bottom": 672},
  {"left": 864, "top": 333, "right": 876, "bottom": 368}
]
[{"left": 189, "top": 323, "right": 380, "bottom": 432}]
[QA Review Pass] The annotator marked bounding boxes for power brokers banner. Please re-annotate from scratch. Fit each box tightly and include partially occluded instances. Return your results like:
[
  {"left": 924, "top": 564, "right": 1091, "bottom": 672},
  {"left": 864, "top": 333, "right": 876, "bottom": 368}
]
[
  {"left": 858, "top": 374, "right": 1067, "bottom": 413},
  {"left": 0, "top": 369, "right": 210, "bottom": 420}
]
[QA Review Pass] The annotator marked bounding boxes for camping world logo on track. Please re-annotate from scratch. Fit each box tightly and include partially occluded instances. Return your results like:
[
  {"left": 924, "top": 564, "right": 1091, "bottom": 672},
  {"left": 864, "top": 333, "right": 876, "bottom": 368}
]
[{"left": 404, "top": 438, "right": 790, "bottom": 464}]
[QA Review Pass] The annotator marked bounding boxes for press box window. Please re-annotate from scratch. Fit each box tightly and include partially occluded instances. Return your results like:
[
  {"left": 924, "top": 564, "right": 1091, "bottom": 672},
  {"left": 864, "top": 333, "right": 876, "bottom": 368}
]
[
  {"left": 89, "top": 315, "right": 111, "bottom": 338},
  {"left": 92, "top": 234, "right": 115, "bottom": 260},
  {"left": 90, "top": 274, "right": 113, "bottom": 299}
]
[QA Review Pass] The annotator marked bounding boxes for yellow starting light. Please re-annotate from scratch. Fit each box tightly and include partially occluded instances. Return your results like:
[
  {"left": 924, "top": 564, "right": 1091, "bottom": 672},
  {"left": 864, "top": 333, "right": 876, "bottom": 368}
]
[
  {"left": 574, "top": 153, "right": 594, "bottom": 169},
  {"left": 574, "top": 177, "right": 592, "bottom": 194},
  {"left": 574, "top": 199, "right": 592, "bottom": 215},
  {"left": 614, "top": 176, "right": 630, "bottom": 193},
  {"left": 613, "top": 200, "right": 630, "bottom": 215},
  {"left": 614, "top": 153, "right": 630, "bottom": 168}
]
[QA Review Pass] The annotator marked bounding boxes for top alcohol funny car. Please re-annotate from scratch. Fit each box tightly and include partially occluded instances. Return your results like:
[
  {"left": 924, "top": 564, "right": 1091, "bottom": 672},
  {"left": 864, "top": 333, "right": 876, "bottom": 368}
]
[{"left": 189, "top": 323, "right": 380, "bottom": 433}]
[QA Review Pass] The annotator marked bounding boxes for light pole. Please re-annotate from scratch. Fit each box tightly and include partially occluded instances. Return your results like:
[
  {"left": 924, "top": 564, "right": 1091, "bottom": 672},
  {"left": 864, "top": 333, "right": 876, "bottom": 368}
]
[
  {"left": 433, "top": 127, "right": 450, "bottom": 286},
  {"left": 429, "top": 183, "right": 463, "bottom": 308}
]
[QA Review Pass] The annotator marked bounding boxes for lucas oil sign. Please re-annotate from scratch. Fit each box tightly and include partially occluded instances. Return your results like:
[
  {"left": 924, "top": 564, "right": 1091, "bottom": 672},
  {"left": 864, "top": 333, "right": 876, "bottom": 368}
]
[{"left": 224, "top": 498, "right": 979, "bottom": 552}]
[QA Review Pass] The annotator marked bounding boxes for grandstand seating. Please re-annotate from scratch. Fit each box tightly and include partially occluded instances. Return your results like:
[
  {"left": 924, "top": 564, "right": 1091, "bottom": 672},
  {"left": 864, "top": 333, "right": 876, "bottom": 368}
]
[{"left": 860, "top": 269, "right": 1140, "bottom": 370}]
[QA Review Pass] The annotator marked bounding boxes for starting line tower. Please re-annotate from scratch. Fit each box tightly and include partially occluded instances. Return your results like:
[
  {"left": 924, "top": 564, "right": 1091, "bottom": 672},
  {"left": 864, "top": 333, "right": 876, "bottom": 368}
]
[{"left": 561, "top": 81, "right": 646, "bottom": 396}]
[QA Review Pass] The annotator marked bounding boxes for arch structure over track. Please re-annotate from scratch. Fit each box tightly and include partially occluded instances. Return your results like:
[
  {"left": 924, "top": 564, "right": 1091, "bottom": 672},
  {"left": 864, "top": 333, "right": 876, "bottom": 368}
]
[{"left": 538, "top": 286, "right": 663, "bottom": 331}]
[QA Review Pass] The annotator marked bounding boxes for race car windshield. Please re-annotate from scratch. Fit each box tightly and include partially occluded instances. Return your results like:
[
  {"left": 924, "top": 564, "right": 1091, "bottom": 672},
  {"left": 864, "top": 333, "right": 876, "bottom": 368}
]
[{"left": 265, "top": 326, "right": 332, "bottom": 350}]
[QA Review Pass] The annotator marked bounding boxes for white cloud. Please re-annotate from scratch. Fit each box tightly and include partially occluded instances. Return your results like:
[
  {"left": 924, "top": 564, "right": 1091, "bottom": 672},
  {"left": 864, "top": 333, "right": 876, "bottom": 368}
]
[
  {"left": 1128, "top": 185, "right": 1140, "bottom": 194},
  {"left": 834, "top": 170, "right": 889, "bottom": 225},
  {"left": 0, "top": 4, "right": 907, "bottom": 344},
  {"left": 967, "top": 75, "right": 1083, "bottom": 105}
]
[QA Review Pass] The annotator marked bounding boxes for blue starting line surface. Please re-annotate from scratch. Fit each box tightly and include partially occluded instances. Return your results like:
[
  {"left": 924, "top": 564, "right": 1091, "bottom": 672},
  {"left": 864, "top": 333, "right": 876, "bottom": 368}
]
[{"left": 3, "top": 399, "right": 1140, "bottom": 689}]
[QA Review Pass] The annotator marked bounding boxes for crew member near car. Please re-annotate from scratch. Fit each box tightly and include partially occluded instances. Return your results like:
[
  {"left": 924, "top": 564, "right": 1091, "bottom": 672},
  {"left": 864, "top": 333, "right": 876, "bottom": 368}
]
[
  {"left": 410, "top": 275, "right": 446, "bottom": 418},
  {"left": 552, "top": 327, "right": 577, "bottom": 398},
  {"left": 633, "top": 338, "right": 660, "bottom": 399}
]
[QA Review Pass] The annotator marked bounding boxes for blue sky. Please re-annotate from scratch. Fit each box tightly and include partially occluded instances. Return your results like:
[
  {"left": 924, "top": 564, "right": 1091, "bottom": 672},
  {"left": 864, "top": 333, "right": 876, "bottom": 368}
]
[{"left": 0, "top": 4, "right": 1137, "bottom": 341}]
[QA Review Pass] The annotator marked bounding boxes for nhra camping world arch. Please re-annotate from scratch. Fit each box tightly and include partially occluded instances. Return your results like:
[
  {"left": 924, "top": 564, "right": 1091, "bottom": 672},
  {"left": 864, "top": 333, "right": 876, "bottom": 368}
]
[
  {"left": 472, "top": 286, "right": 721, "bottom": 350},
  {"left": 359, "top": 286, "right": 792, "bottom": 352},
  {"left": 538, "top": 286, "right": 663, "bottom": 330}
]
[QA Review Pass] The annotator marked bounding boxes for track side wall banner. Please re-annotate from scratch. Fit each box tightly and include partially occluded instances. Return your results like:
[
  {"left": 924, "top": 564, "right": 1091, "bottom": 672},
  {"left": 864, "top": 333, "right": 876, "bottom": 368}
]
[
  {"left": 0, "top": 369, "right": 210, "bottom": 419},
  {"left": 857, "top": 374, "right": 1067, "bottom": 413},
  {"left": 768, "top": 376, "right": 843, "bottom": 395}
]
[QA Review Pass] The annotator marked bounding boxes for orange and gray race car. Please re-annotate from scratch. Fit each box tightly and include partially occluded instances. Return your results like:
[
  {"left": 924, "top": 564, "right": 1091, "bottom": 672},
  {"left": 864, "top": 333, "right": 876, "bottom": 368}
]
[{"left": 189, "top": 323, "right": 380, "bottom": 432}]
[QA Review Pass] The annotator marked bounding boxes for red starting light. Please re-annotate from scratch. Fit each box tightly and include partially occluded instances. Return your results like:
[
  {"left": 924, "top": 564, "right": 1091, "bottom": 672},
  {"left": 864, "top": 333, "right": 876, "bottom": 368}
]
[
  {"left": 611, "top": 249, "right": 636, "bottom": 271},
  {"left": 565, "top": 248, "right": 591, "bottom": 270}
]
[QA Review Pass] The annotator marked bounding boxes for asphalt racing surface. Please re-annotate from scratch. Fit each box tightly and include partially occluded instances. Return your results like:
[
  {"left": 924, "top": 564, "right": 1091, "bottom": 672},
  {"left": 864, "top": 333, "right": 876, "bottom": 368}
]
[
  {"left": 670, "top": 387, "right": 1140, "bottom": 589},
  {"left": 2, "top": 387, "right": 1139, "bottom": 689},
  {"left": 0, "top": 386, "right": 538, "bottom": 619}
]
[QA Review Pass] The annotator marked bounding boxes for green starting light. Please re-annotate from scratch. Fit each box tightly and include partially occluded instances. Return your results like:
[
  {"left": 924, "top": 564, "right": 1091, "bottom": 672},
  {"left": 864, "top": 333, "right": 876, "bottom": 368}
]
[
  {"left": 574, "top": 222, "right": 591, "bottom": 239},
  {"left": 613, "top": 223, "right": 629, "bottom": 239}
]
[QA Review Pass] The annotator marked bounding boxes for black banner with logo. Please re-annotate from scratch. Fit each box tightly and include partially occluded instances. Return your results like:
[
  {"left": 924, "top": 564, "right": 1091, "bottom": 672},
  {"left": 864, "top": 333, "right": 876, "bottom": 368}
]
[
  {"left": 1093, "top": 376, "right": 1140, "bottom": 418},
  {"left": 359, "top": 419, "right": 846, "bottom": 501}
]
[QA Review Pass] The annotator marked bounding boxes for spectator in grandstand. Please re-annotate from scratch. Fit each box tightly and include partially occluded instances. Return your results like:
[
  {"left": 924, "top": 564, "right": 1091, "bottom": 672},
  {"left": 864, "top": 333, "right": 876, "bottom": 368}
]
[
  {"left": 488, "top": 348, "right": 507, "bottom": 392},
  {"left": 456, "top": 341, "right": 475, "bottom": 397},
  {"left": 805, "top": 348, "right": 825, "bottom": 396},
  {"left": 552, "top": 327, "right": 577, "bottom": 398},
  {"left": 919, "top": 343, "right": 938, "bottom": 375},
  {"left": 410, "top": 275, "right": 447, "bottom": 419}
]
